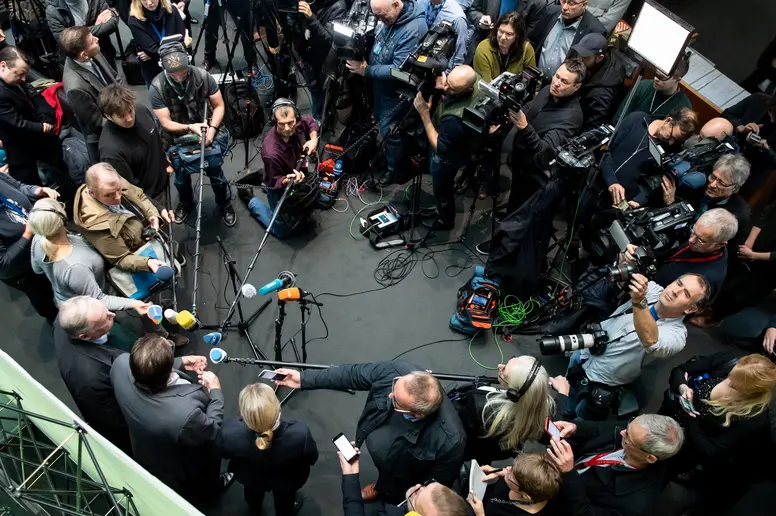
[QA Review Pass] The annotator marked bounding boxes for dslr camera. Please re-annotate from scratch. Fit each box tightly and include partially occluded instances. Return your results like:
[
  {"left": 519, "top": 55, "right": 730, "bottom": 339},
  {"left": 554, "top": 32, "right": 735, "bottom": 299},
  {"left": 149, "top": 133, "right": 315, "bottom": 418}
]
[
  {"left": 606, "top": 246, "right": 657, "bottom": 283},
  {"left": 331, "top": 0, "right": 377, "bottom": 61},
  {"left": 539, "top": 322, "right": 608, "bottom": 356},
  {"left": 462, "top": 68, "right": 543, "bottom": 134}
]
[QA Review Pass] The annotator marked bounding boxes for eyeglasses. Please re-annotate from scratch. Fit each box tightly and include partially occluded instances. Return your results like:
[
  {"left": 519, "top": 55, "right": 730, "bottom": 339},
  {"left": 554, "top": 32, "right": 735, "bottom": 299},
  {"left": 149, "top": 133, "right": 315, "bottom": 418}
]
[
  {"left": 390, "top": 377, "right": 412, "bottom": 413},
  {"left": 621, "top": 417, "right": 649, "bottom": 455},
  {"left": 708, "top": 172, "right": 734, "bottom": 189},
  {"left": 560, "top": 0, "right": 585, "bottom": 6},
  {"left": 498, "top": 356, "right": 517, "bottom": 384},
  {"left": 689, "top": 226, "right": 709, "bottom": 246},
  {"left": 401, "top": 478, "right": 437, "bottom": 510}
]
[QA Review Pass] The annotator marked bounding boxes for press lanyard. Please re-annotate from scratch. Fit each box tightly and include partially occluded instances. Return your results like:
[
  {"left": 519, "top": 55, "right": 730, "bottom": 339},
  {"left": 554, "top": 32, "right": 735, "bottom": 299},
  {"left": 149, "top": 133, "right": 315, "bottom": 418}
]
[
  {"left": 151, "top": 22, "right": 166, "bottom": 42},
  {"left": 650, "top": 89, "right": 677, "bottom": 115},
  {"left": 666, "top": 245, "right": 723, "bottom": 263},
  {"left": 0, "top": 192, "right": 28, "bottom": 221},
  {"left": 425, "top": 0, "right": 445, "bottom": 28}
]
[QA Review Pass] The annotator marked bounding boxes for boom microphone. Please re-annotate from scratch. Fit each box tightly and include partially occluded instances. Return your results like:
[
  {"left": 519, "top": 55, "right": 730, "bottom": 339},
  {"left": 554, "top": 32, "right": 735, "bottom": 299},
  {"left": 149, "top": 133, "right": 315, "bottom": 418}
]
[
  {"left": 209, "top": 347, "right": 227, "bottom": 364},
  {"left": 258, "top": 271, "right": 296, "bottom": 296},
  {"left": 176, "top": 309, "right": 201, "bottom": 331}
]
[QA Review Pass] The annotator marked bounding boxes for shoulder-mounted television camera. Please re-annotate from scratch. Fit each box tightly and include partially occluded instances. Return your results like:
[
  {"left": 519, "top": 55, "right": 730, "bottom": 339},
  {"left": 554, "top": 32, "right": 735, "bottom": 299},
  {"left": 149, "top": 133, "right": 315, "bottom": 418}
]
[
  {"left": 644, "top": 136, "right": 736, "bottom": 193},
  {"left": 462, "top": 67, "right": 543, "bottom": 134},
  {"left": 554, "top": 124, "right": 614, "bottom": 171},
  {"left": 390, "top": 21, "right": 457, "bottom": 97},
  {"left": 331, "top": 0, "right": 377, "bottom": 61}
]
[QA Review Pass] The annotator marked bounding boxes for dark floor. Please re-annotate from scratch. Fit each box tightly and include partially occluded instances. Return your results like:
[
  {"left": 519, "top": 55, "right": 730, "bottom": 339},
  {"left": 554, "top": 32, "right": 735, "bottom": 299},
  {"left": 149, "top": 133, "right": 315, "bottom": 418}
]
[{"left": 0, "top": 2, "right": 770, "bottom": 515}]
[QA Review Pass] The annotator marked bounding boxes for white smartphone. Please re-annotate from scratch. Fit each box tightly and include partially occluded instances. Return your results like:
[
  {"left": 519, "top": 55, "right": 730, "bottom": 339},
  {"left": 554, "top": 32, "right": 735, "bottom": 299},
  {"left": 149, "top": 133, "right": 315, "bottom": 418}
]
[
  {"left": 258, "top": 370, "right": 287, "bottom": 381},
  {"left": 333, "top": 433, "right": 359, "bottom": 463},
  {"left": 545, "top": 418, "right": 562, "bottom": 440}
]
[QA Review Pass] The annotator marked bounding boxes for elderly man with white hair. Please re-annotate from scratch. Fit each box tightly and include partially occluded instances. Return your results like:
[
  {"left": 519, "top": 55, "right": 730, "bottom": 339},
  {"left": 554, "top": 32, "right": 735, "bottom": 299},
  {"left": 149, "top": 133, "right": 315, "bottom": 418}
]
[
  {"left": 54, "top": 296, "right": 135, "bottom": 454},
  {"left": 545, "top": 414, "right": 684, "bottom": 516}
]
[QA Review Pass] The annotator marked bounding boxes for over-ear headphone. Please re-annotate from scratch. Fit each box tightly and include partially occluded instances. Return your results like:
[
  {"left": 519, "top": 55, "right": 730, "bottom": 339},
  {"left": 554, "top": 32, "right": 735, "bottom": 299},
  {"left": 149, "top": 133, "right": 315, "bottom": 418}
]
[
  {"left": 505, "top": 357, "right": 541, "bottom": 403},
  {"left": 270, "top": 97, "right": 300, "bottom": 123},
  {"left": 29, "top": 207, "right": 67, "bottom": 224}
]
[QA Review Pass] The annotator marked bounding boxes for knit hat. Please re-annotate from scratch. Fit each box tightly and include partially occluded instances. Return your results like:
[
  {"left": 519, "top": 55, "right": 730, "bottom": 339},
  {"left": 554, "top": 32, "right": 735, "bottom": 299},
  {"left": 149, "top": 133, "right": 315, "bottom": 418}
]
[{"left": 159, "top": 36, "right": 189, "bottom": 73}]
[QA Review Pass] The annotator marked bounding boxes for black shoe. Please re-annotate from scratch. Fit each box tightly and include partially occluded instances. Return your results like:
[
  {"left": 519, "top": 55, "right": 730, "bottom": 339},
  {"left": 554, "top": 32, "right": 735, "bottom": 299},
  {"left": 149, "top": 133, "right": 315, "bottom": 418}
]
[
  {"left": 222, "top": 204, "right": 237, "bottom": 227},
  {"left": 203, "top": 56, "right": 219, "bottom": 71},
  {"left": 189, "top": 16, "right": 199, "bottom": 24},
  {"left": 422, "top": 218, "right": 455, "bottom": 231},
  {"left": 293, "top": 493, "right": 304, "bottom": 513},
  {"left": 218, "top": 472, "right": 235, "bottom": 493},
  {"left": 174, "top": 203, "right": 191, "bottom": 224},
  {"left": 475, "top": 239, "right": 492, "bottom": 255},
  {"left": 237, "top": 187, "right": 254, "bottom": 206},
  {"left": 378, "top": 170, "right": 394, "bottom": 187}
]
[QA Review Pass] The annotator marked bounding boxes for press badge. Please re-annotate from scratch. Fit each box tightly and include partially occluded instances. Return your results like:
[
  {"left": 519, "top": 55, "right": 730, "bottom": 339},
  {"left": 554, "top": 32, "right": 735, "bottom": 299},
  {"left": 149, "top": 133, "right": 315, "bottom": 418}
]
[{"left": 373, "top": 42, "right": 383, "bottom": 55}]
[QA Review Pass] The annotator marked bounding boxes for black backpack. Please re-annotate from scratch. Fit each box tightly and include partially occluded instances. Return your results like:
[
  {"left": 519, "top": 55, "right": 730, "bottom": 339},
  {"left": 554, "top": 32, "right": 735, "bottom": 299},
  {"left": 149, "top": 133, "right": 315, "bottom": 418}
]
[
  {"left": 115, "top": 32, "right": 145, "bottom": 86},
  {"left": 221, "top": 79, "right": 264, "bottom": 140}
]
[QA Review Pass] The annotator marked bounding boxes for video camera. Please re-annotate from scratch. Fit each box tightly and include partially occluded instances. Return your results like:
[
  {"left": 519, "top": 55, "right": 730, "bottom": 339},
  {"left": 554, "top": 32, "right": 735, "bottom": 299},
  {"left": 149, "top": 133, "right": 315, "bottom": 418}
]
[
  {"left": 645, "top": 135, "right": 736, "bottom": 192},
  {"left": 554, "top": 124, "right": 615, "bottom": 171},
  {"left": 588, "top": 201, "right": 696, "bottom": 268},
  {"left": 462, "top": 67, "right": 543, "bottom": 134},
  {"left": 390, "top": 21, "right": 457, "bottom": 98},
  {"left": 539, "top": 322, "right": 608, "bottom": 356},
  {"left": 331, "top": 0, "right": 377, "bottom": 61}
]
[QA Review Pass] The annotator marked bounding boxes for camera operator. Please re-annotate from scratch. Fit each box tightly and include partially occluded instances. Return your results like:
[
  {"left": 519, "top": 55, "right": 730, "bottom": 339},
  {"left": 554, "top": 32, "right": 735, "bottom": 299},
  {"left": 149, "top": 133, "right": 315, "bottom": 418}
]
[
  {"left": 544, "top": 415, "right": 684, "bottom": 516},
  {"left": 417, "top": 0, "right": 470, "bottom": 68},
  {"left": 294, "top": 0, "right": 347, "bottom": 120},
  {"left": 150, "top": 39, "right": 236, "bottom": 227},
  {"left": 240, "top": 98, "right": 318, "bottom": 238},
  {"left": 111, "top": 335, "right": 234, "bottom": 505},
  {"left": 413, "top": 65, "right": 485, "bottom": 230},
  {"left": 569, "top": 33, "right": 625, "bottom": 130},
  {"left": 564, "top": 272, "right": 711, "bottom": 419},
  {"left": 722, "top": 93, "right": 776, "bottom": 201},
  {"left": 339, "top": 446, "right": 469, "bottom": 516},
  {"left": 274, "top": 361, "right": 466, "bottom": 504},
  {"left": 597, "top": 108, "right": 698, "bottom": 209},
  {"left": 345, "top": 0, "right": 428, "bottom": 186},
  {"left": 614, "top": 53, "right": 692, "bottom": 123}
]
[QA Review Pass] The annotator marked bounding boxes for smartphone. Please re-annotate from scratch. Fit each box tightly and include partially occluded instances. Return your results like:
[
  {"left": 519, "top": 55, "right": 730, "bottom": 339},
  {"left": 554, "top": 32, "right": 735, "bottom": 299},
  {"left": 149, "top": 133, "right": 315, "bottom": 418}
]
[
  {"left": 545, "top": 418, "right": 561, "bottom": 439},
  {"left": 258, "top": 370, "right": 287, "bottom": 381},
  {"left": 333, "top": 433, "right": 359, "bottom": 463},
  {"left": 679, "top": 396, "right": 699, "bottom": 415}
]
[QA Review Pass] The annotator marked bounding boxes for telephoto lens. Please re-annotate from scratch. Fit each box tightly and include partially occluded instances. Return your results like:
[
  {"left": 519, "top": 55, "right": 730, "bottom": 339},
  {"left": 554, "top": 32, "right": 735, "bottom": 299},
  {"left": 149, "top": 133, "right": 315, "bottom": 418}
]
[
  {"left": 607, "top": 263, "right": 637, "bottom": 283},
  {"left": 539, "top": 334, "right": 598, "bottom": 355}
]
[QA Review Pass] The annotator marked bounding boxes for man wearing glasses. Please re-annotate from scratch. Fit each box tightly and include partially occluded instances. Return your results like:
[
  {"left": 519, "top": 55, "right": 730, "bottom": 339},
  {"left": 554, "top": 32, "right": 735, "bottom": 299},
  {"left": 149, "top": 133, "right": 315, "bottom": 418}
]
[
  {"left": 614, "top": 53, "right": 692, "bottom": 124},
  {"left": 545, "top": 414, "right": 684, "bottom": 516},
  {"left": 274, "top": 362, "right": 466, "bottom": 504}
]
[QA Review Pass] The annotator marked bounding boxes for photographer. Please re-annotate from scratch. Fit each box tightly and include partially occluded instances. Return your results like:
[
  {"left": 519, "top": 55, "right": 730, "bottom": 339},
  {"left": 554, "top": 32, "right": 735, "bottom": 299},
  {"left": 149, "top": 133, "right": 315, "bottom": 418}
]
[
  {"left": 564, "top": 272, "right": 710, "bottom": 420},
  {"left": 346, "top": 0, "right": 428, "bottom": 186},
  {"left": 413, "top": 65, "right": 485, "bottom": 230},
  {"left": 274, "top": 361, "right": 466, "bottom": 504},
  {"left": 545, "top": 415, "right": 684, "bottom": 516}
]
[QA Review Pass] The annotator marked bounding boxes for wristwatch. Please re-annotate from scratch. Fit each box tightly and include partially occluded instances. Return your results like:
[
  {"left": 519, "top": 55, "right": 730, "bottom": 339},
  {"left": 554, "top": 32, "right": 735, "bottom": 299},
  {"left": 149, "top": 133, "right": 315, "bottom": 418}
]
[{"left": 635, "top": 298, "right": 649, "bottom": 309}]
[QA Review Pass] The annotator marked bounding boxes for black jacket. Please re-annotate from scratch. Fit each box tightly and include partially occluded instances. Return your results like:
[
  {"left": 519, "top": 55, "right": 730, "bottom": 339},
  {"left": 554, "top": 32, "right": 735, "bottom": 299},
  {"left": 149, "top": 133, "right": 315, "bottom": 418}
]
[
  {"left": 128, "top": 6, "right": 187, "bottom": 59},
  {"left": 53, "top": 318, "right": 132, "bottom": 454},
  {"left": 667, "top": 351, "right": 770, "bottom": 468},
  {"left": 514, "top": 85, "right": 583, "bottom": 170},
  {"left": 0, "top": 174, "right": 39, "bottom": 280},
  {"left": 528, "top": 6, "right": 606, "bottom": 65},
  {"left": 46, "top": 0, "right": 118, "bottom": 41},
  {"left": 295, "top": 0, "right": 347, "bottom": 72},
  {"left": 342, "top": 473, "right": 404, "bottom": 516},
  {"left": 722, "top": 92, "right": 776, "bottom": 171},
  {"left": 220, "top": 418, "right": 319, "bottom": 492},
  {"left": 301, "top": 361, "right": 466, "bottom": 502},
  {"left": 0, "top": 79, "right": 58, "bottom": 169},
  {"left": 559, "top": 420, "right": 669, "bottom": 516},
  {"left": 684, "top": 191, "right": 751, "bottom": 247},
  {"left": 654, "top": 246, "right": 728, "bottom": 299},
  {"left": 578, "top": 51, "right": 625, "bottom": 130},
  {"left": 62, "top": 55, "right": 121, "bottom": 162}
]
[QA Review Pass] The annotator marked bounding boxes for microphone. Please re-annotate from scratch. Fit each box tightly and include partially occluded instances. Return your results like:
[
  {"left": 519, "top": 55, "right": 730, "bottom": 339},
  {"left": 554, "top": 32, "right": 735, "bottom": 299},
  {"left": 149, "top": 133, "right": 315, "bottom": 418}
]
[
  {"left": 164, "top": 309, "right": 179, "bottom": 325},
  {"left": 176, "top": 309, "right": 201, "bottom": 331},
  {"left": 156, "top": 265, "right": 175, "bottom": 282},
  {"left": 258, "top": 271, "right": 296, "bottom": 296},
  {"left": 203, "top": 332, "right": 223, "bottom": 347},
  {"left": 209, "top": 347, "right": 227, "bottom": 364},
  {"left": 147, "top": 305, "right": 164, "bottom": 325},
  {"left": 241, "top": 283, "right": 258, "bottom": 298},
  {"left": 278, "top": 287, "right": 304, "bottom": 301}
]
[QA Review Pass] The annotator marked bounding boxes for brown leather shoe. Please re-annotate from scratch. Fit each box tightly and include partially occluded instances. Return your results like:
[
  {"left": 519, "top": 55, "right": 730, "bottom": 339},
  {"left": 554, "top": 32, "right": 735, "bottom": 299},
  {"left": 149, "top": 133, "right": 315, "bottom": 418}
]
[{"left": 361, "top": 483, "right": 378, "bottom": 502}]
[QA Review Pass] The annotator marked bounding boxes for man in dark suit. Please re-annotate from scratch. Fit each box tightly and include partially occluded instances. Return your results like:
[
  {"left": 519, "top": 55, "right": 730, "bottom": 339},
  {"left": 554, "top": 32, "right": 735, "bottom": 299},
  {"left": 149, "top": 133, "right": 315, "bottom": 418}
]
[
  {"left": 0, "top": 46, "right": 74, "bottom": 201},
  {"left": 546, "top": 414, "right": 684, "bottom": 516},
  {"left": 110, "top": 334, "right": 233, "bottom": 506},
  {"left": 55, "top": 296, "right": 136, "bottom": 454},
  {"left": 528, "top": 0, "right": 606, "bottom": 80},
  {"left": 60, "top": 26, "right": 121, "bottom": 163}
]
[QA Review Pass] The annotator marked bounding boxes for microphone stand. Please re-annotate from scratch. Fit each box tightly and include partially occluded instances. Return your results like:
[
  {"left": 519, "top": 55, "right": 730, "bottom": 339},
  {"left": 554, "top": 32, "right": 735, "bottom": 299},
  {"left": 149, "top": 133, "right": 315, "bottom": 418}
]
[{"left": 191, "top": 102, "right": 209, "bottom": 317}]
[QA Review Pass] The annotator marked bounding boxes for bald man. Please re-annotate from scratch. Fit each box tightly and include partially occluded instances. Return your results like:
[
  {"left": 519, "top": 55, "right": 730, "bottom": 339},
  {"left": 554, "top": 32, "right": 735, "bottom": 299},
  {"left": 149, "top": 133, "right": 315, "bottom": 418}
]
[
  {"left": 414, "top": 65, "right": 486, "bottom": 230},
  {"left": 74, "top": 163, "right": 173, "bottom": 273}
]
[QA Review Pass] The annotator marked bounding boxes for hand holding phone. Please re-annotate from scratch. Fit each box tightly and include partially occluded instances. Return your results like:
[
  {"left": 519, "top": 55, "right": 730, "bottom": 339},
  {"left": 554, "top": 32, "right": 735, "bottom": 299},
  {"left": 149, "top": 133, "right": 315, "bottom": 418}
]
[
  {"left": 545, "top": 418, "right": 562, "bottom": 440},
  {"left": 679, "top": 396, "right": 699, "bottom": 417},
  {"left": 333, "top": 433, "right": 359, "bottom": 464},
  {"left": 259, "top": 369, "right": 288, "bottom": 382}
]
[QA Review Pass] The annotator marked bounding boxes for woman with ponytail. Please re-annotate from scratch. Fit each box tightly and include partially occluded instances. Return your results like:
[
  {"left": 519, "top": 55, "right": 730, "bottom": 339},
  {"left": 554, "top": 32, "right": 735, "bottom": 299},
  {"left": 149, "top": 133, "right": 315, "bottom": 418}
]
[
  {"left": 452, "top": 356, "right": 569, "bottom": 464},
  {"left": 28, "top": 198, "right": 149, "bottom": 313},
  {"left": 220, "top": 383, "right": 319, "bottom": 515}
]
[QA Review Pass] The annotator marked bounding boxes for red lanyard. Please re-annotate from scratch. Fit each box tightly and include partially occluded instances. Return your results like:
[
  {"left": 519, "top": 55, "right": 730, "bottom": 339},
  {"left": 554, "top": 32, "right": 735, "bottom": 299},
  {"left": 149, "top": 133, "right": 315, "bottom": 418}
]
[
  {"left": 576, "top": 451, "right": 626, "bottom": 469},
  {"left": 666, "top": 245, "right": 723, "bottom": 264}
]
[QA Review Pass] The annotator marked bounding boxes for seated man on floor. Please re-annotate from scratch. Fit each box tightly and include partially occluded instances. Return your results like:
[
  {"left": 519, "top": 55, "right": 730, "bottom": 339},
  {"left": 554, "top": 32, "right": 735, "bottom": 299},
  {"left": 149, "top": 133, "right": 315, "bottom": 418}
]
[{"left": 241, "top": 98, "right": 318, "bottom": 238}]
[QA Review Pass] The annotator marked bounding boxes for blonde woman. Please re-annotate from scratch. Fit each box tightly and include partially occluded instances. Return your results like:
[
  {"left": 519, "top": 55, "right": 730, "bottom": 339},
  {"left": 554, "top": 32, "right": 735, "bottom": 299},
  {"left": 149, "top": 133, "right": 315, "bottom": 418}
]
[
  {"left": 127, "top": 0, "right": 190, "bottom": 84},
  {"left": 664, "top": 351, "right": 776, "bottom": 482},
  {"left": 28, "top": 198, "right": 149, "bottom": 313},
  {"left": 453, "top": 355, "right": 569, "bottom": 464},
  {"left": 220, "top": 383, "right": 319, "bottom": 515}
]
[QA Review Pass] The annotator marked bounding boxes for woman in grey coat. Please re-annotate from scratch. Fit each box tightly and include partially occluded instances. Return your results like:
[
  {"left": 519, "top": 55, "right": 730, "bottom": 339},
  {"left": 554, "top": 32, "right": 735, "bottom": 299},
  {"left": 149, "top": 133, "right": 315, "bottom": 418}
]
[{"left": 28, "top": 197, "right": 149, "bottom": 313}]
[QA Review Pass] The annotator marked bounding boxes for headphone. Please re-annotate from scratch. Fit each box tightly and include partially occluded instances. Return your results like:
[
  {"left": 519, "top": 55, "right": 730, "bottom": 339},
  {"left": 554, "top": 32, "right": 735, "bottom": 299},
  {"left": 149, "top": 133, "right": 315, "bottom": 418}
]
[
  {"left": 505, "top": 357, "right": 542, "bottom": 403},
  {"left": 157, "top": 35, "right": 193, "bottom": 70},
  {"left": 270, "top": 97, "right": 300, "bottom": 123},
  {"left": 29, "top": 207, "right": 67, "bottom": 224}
]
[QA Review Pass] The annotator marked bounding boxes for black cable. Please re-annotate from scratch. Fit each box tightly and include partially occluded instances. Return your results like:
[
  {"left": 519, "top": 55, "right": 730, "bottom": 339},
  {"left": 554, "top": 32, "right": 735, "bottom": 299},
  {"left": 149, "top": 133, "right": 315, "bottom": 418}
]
[{"left": 392, "top": 336, "right": 471, "bottom": 360}]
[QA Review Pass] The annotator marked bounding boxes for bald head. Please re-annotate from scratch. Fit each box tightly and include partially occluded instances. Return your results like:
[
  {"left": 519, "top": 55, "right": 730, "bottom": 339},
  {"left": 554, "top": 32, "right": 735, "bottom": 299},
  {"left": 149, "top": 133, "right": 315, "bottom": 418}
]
[
  {"left": 86, "top": 163, "right": 124, "bottom": 207},
  {"left": 371, "top": 0, "right": 403, "bottom": 24},
  {"left": 700, "top": 117, "right": 734, "bottom": 140},
  {"left": 447, "top": 65, "right": 476, "bottom": 91}
]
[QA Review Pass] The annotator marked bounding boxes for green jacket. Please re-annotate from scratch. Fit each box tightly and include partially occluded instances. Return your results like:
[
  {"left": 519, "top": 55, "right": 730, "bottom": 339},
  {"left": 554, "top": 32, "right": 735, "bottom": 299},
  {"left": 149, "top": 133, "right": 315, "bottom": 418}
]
[
  {"left": 432, "top": 75, "right": 487, "bottom": 127},
  {"left": 473, "top": 39, "right": 537, "bottom": 84}
]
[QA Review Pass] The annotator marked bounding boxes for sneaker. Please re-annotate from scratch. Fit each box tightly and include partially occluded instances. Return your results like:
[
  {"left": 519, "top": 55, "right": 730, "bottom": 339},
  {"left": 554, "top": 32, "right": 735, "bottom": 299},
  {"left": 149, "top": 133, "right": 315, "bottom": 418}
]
[
  {"left": 478, "top": 182, "right": 491, "bottom": 200},
  {"left": 174, "top": 203, "right": 191, "bottom": 224},
  {"left": 378, "top": 170, "right": 394, "bottom": 187},
  {"left": 475, "top": 239, "right": 492, "bottom": 255},
  {"left": 422, "top": 218, "right": 455, "bottom": 231},
  {"left": 222, "top": 204, "right": 237, "bottom": 227},
  {"left": 203, "top": 56, "right": 219, "bottom": 71},
  {"left": 189, "top": 16, "right": 199, "bottom": 24},
  {"left": 218, "top": 472, "right": 235, "bottom": 493}
]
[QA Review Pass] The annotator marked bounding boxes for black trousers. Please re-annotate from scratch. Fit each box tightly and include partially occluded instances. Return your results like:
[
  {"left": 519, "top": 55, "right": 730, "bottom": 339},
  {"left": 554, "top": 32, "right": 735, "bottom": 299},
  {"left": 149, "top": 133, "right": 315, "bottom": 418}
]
[
  {"left": 204, "top": 0, "right": 256, "bottom": 68},
  {"left": 1, "top": 269, "right": 58, "bottom": 322},
  {"left": 9, "top": 137, "right": 76, "bottom": 204},
  {"left": 243, "top": 485, "right": 296, "bottom": 516}
]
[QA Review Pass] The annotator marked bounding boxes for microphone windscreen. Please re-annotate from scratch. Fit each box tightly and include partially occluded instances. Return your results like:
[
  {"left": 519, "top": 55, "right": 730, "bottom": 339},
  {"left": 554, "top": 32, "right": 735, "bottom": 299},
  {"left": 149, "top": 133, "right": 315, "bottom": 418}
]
[
  {"left": 259, "top": 278, "right": 283, "bottom": 296},
  {"left": 241, "top": 283, "right": 258, "bottom": 298},
  {"left": 209, "top": 347, "right": 226, "bottom": 364},
  {"left": 278, "top": 287, "right": 301, "bottom": 301},
  {"left": 203, "top": 332, "right": 223, "bottom": 347},
  {"left": 164, "top": 309, "right": 179, "bottom": 325},
  {"left": 176, "top": 310, "right": 198, "bottom": 330},
  {"left": 156, "top": 265, "right": 175, "bottom": 281},
  {"left": 147, "top": 304, "right": 164, "bottom": 325}
]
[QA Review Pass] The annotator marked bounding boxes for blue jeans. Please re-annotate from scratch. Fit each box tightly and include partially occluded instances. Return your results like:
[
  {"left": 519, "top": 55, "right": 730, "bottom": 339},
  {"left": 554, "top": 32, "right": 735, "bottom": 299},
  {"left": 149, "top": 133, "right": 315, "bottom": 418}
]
[
  {"left": 564, "top": 351, "right": 591, "bottom": 420},
  {"left": 430, "top": 151, "right": 463, "bottom": 223},
  {"left": 375, "top": 96, "right": 410, "bottom": 173},
  {"left": 248, "top": 189, "right": 293, "bottom": 238},
  {"left": 174, "top": 165, "right": 231, "bottom": 209}
]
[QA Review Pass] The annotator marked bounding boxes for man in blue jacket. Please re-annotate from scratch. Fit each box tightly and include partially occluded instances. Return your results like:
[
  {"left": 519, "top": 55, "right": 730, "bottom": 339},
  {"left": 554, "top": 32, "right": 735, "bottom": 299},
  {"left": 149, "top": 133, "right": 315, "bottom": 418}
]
[
  {"left": 347, "top": 0, "right": 428, "bottom": 186},
  {"left": 417, "top": 0, "right": 470, "bottom": 69}
]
